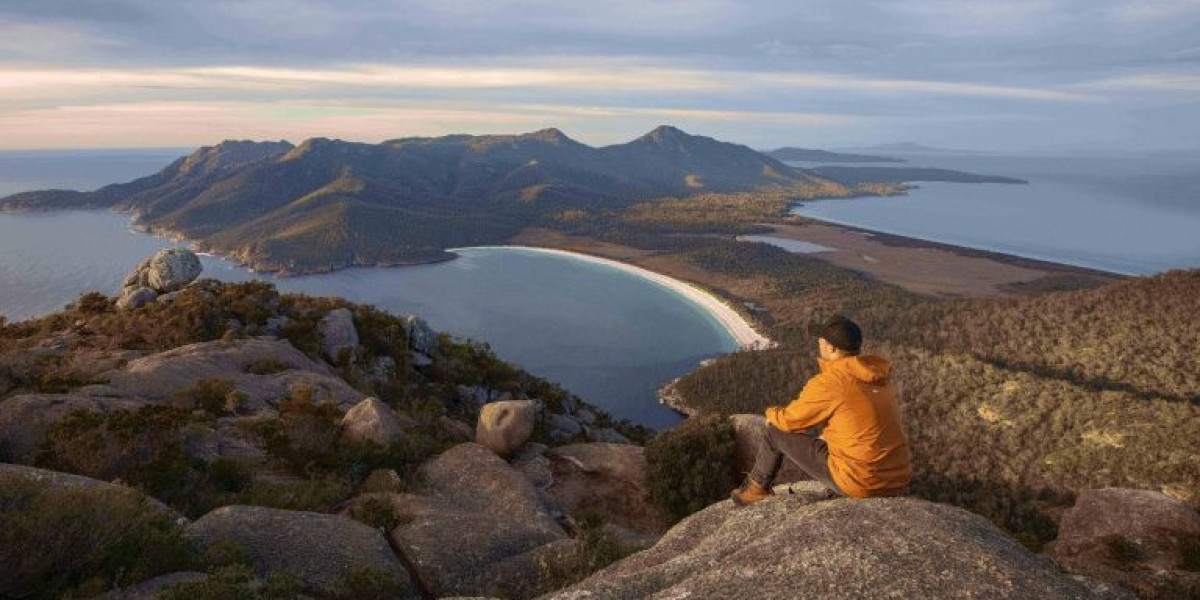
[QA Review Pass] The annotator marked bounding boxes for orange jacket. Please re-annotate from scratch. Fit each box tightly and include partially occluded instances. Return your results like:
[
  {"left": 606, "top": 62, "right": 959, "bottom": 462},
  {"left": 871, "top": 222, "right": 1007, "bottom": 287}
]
[{"left": 766, "top": 355, "right": 912, "bottom": 498}]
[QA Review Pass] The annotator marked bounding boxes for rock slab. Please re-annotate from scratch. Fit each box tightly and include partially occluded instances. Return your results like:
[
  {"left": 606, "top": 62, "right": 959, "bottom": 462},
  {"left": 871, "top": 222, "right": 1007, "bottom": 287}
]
[
  {"left": 540, "top": 488, "right": 1136, "bottom": 600},
  {"left": 318, "top": 308, "right": 359, "bottom": 362},
  {"left": 185, "top": 505, "right": 418, "bottom": 597},
  {"left": 387, "top": 443, "right": 568, "bottom": 597}
]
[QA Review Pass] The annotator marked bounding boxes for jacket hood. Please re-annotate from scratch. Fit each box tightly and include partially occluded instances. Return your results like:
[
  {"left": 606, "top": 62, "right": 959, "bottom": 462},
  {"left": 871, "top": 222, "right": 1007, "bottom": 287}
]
[{"left": 820, "top": 355, "right": 892, "bottom": 384}]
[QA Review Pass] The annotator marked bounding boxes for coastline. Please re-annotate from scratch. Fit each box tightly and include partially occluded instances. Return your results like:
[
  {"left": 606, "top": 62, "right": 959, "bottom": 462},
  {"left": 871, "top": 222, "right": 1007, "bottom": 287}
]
[{"left": 449, "top": 245, "right": 774, "bottom": 352}]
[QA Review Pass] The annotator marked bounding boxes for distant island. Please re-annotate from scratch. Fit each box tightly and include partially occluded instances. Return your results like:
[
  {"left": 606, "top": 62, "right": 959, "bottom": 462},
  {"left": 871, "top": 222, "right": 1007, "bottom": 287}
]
[
  {"left": 765, "top": 147, "right": 905, "bottom": 163},
  {"left": 838, "top": 142, "right": 991, "bottom": 156}
]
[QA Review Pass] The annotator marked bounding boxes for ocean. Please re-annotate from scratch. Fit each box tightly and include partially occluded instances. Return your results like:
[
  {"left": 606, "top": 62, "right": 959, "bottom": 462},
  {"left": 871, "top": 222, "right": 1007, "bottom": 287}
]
[{"left": 788, "top": 152, "right": 1200, "bottom": 275}]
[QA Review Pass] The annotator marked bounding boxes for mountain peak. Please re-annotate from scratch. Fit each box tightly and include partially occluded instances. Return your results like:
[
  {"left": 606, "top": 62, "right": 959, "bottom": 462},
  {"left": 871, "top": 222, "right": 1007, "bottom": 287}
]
[
  {"left": 640, "top": 125, "right": 691, "bottom": 143},
  {"left": 522, "top": 128, "right": 574, "bottom": 145},
  {"left": 180, "top": 139, "right": 293, "bottom": 174}
]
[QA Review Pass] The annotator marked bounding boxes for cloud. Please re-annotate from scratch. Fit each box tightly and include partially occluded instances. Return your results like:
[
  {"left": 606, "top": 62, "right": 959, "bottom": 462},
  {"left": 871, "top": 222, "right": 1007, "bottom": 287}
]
[
  {"left": 0, "top": 99, "right": 859, "bottom": 148},
  {"left": 1078, "top": 72, "right": 1200, "bottom": 92}
]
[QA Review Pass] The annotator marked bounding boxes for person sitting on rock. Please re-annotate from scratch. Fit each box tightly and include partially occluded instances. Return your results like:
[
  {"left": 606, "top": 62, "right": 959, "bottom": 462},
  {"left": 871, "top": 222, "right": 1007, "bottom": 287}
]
[{"left": 731, "top": 315, "right": 911, "bottom": 506}]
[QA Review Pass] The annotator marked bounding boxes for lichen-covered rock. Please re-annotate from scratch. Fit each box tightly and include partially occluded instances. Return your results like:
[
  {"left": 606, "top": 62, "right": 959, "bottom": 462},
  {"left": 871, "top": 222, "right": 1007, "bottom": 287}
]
[
  {"left": 544, "top": 443, "right": 670, "bottom": 537},
  {"left": 386, "top": 443, "right": 567, "bottom": 597},
  {"left": 318, "top": 308, "right": 358, "bottom": 363},
  {"left": 103, "top": 338, "right": 362, "bottom": 412},
  {"left": 1048, "top": 487, "right": 1200, "bottom": 599},
  {"left": 587, "top": 427, "right": 631, "bottom": 444},
  {"left": 476, "top": 400, "right": 536, "bottom": 457},
  {"left": 122, "top": 247, "right": 202, "bottom": 293},
  {"left": 185, "top": 505, "right": 418, "bottom": 597},
  {"left": 540, "top": 488, "right": 1136, "bottom": 600},
  {"left": 341, "top": 397, "right": 406, "bottom": 446},
  {"left": 116, "top": 286, "right": 158, "bottom": 310},
  {"left": 401, "top": 314, "right": 438, "bottom": 356},
  {"left": 547, "top": 414, "right": 583, "bottom": 442}
]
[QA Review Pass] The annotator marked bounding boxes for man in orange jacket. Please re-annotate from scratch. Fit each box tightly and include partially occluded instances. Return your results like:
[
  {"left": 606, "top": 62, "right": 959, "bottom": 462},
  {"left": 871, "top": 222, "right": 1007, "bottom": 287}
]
[{"left": 731, "top": 315, "right": 911, "bottom": 505}]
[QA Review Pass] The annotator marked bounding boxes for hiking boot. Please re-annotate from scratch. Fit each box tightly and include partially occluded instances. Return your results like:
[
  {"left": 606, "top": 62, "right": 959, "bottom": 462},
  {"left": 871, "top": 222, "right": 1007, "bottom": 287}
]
[{"left": 730, "top": 479, "right": 774, "bottom": 507}]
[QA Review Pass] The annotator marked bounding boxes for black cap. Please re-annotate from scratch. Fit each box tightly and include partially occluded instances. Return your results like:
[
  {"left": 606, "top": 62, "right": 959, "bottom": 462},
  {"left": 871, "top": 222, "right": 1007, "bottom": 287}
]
[{"left": 808, "top": 315, "right": 862, "bottom": 353}]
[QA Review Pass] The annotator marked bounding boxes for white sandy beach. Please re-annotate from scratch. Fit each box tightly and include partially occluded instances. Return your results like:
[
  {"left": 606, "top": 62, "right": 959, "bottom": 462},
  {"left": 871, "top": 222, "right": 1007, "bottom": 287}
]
[{"left": 453, "top": 245, "right": 774, "bottom": 351}]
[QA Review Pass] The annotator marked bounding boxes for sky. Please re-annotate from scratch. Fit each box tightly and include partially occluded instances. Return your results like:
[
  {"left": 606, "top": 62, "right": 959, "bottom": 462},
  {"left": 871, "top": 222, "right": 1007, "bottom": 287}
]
[{"left": 1, "top": 0, "right": 1199, "bottom": 152}]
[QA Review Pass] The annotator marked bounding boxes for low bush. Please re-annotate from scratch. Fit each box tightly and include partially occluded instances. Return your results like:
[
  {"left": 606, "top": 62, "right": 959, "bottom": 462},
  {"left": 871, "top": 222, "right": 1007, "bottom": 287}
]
[
  {"left": 0, "top": 475, "right": 192, "bottom": 598},
  {"left": 644, "top": 414, "right": 739, "bottom": 521}
]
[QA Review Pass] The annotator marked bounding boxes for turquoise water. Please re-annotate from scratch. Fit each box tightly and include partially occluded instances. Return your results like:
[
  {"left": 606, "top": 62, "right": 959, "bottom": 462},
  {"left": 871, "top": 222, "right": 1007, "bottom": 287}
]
[
  {"left": 0, "top": 211, "right": 736, "bottom": 428},
  {"left": 789, "top": 153, "right": 1200, "bottom": 275}
]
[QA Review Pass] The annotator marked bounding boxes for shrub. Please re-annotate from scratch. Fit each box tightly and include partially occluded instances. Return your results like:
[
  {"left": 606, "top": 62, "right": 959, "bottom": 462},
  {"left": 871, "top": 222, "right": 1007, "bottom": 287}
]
[
  {"left": 330, "top": 567, "right": 412, "bottom": 600},
  {"left": 348, "top": 495, "right": 405, "bottom": 531},
  {"left": 644, "top": 414, "right": 739, "bottom": 521},
  {"left": 37, "top": 406, "right": 203, "bottom": 508},
  {"left": 245, "top": 358, "right": 291, "bottom": 375},
  {"left": 157, "top": 564, "right": 304, "bottom": 600},
  {"left": 175, "top": 378, "right": 246, "bottom": 415},
  {"left": 0, "top": 475, "right": 192, "bottom": 597}
]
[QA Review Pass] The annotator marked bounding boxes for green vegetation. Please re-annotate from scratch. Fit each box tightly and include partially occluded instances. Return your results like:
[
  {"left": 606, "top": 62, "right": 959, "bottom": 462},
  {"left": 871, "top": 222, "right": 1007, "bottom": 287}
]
[
  {"left": 0, "top": 475, "right": 192, "bottom": 598},
  {"left": 644, "top": 414, "right": 739, "bottom": 521}
]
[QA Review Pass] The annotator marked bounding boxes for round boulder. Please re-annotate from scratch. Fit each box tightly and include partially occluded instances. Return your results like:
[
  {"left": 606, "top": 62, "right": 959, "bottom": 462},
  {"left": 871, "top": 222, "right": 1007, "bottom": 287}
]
[
  {"left": 123, "top": 247, "right": 202, "bottom": 293},
  {"left": 476, "top": 400, "right": 536, "bottom": 457}
]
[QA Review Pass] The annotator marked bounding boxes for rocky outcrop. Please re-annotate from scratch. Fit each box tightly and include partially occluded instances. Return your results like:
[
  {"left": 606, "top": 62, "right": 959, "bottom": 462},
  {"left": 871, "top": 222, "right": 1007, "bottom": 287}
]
[
  {"left": 127, "top": 247, "right": 203, "bottom": 292},
  {"left": 185, "top": 505, "right": 418, "bottom": 597},
  {"left": 341, "top": 397, "right": 406, "bottom": 446},
  {"left": 401, "top": 314, "right": 438, "bottom": 357},
  {"left": 1048, "top": 488, "right": 1200, "bottom": 599},
  {"left": 0, "top": 393, "right": 149, "bottom": 462},
  {"left": 103, "top": 338, "right": 362, "bottom": 412},
  {"left": 476, "top": 400, "right": 536, "bottom": 457},
  {"left": 540, "top": 482, "right": 1135, "bottom": 600},
  {"left": 116, "top": 286, "right": 158, "bottom": 310},
  {"left": 383, "top": 443, "right": 568, "bottom": 597},
  {"left": 542, "top": 443, "right": 670, "bottom": 538},
  {"left": 318, "top": 308, "right": 358, "bottom": 362}
]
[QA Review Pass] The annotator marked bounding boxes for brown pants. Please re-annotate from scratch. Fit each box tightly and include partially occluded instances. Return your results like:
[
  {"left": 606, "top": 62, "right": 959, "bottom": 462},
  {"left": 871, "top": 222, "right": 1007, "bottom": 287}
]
[{"left": 748, "top": 424, "right": 844, "bottom": 495}]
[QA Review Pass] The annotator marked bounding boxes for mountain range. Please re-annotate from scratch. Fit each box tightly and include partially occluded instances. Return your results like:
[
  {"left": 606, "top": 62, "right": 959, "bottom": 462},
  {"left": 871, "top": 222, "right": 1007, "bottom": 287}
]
[{"left": 0, "top": 126, "right": 817, "bottom": 274}]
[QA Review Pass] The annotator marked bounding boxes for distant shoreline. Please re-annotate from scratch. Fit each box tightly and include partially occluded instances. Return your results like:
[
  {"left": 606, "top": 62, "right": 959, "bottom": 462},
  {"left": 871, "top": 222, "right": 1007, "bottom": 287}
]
[{"left": 449, "top": 245, "right": 774, "bottom": 351}]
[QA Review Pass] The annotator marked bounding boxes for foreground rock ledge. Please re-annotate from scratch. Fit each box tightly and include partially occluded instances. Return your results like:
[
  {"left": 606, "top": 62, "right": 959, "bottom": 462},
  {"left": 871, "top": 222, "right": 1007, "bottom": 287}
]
[{"left": 538, "top": 484, "right": 1135, "bottom": 600}]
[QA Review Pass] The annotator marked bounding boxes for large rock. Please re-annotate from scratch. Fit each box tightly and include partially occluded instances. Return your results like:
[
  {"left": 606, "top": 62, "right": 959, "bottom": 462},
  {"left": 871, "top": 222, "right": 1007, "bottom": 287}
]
[
  {"left": 0, "top": 393, "right": 149, "bottom": 463},
  {"left": 401, "top": 314, "right": 438, "bottom": 356},
  {"left": 318, "top": 308, "right": 358, "bottom": 362},
  {"left": 103, "top": 338, "right": 362, "bottom": 412},
  {"left": 122, "top": 247, "right": 202, "bottom": 293},
  {"left": 476, "top": 400, "right": 536, "bottom": 457},
  {"left": 386, "top": 443, "right": 568, "bottom": 597},
  {"left": 341, "top": 397, "right": 406, "bottom": 446},
  {"left": 729, "top": 413, "right": 806, "bottom": 484},
  {"left": 540, "top": 484, "right": 1135, "bottom": 600},
  {"left": 185, "top": 505, "right": 418, "bottom": 597},
  {"left": 1048, "top": 487, "right": 1200, "bottom": 599},
  {"left": 116, "top": 286, "right": 158, "bottom": 310},
  {"left": 544, "top": 443, "right": 670, "bottom": 536}
]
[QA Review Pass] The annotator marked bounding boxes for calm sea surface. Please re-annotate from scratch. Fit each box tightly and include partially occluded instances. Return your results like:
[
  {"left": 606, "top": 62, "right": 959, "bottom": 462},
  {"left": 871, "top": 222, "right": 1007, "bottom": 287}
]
[
  {"left": 0, "top": 209, "right": 736, "bottom": 428},
  {"left": 789, "top": 153, "right": 1200, "bottom": 275}
]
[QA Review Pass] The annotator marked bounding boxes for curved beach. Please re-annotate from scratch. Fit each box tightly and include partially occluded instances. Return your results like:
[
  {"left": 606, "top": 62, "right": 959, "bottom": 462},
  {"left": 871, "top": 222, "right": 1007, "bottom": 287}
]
[{"left": 453, "top": 245, "right": 774, "bottom": 351}]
